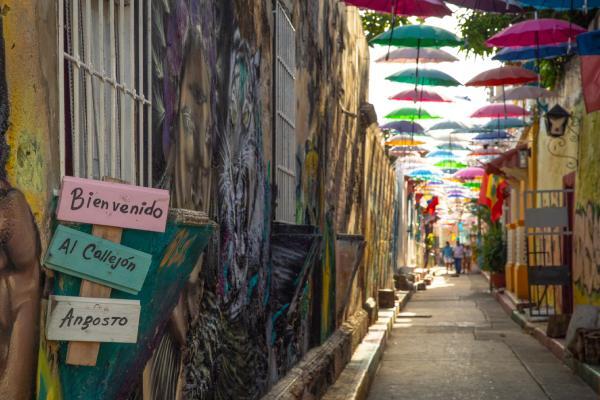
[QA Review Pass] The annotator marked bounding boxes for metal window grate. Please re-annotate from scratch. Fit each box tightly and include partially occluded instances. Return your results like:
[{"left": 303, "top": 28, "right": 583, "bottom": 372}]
[
  {"left": 59, "top": 0, "right": 152, "bottom": 186},
  {"left": 274, "top": 2, "right": 296, "bottom": 223}
]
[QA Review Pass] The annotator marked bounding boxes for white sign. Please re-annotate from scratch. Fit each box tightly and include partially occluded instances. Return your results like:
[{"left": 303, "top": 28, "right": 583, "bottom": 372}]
[{"left": 47, "top": 295, "right": 141, "bottom": 343}]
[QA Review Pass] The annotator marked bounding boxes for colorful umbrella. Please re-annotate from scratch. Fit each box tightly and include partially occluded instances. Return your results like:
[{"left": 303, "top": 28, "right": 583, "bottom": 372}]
[
  {"left": 429, "top": 120, "right": 468, "bottom": 131},
  {"left": 385, "top": 136, "right": 427, "bottom": 146},
  {"left": 385, "top": 107, "right": 440, "bottom": 120},
  {"left": 376, "top": 47, "right": 459, "bottom": 63},
  {"left": 437, "top": 143, "right": 469, "bottom": 151},
  {"left": 381, "top": 121, "right": 425, "bottom": 133},
  {"left": 471, "top": 104, "right": 531, "bottom": 118},
  {"left": 408, "top": 167, "right": 445, "bottom": 179},
  {"left": 386, "top": 68, "right": 462, "bottom": 86},
  {"left": 462, "top": 182, "right": 482, "bottom": 189},
  {"left": 390, "top": 89, "right": 450, "bottom": 102},
  {"left": 435, "top": 160, "right": 467, "bottom": 169},
  {"left": 454, "top": 167, "right": 485, "bottom": 180},
  {"left": 445, "top": 0, "right": 522, "bottom": 12},
  {"left": 426, "top": 150, "right": 459, "bottom": 159},
  {"left": 493, "top": 43, "right": 576, "bottom": 61},
  {"left": 465, "top": 66, "right": 539, "bottom": 87},
  {"left": 370, "top": 24, "right": 462, "bottom": 47},
  {"left": 493, "top": 86, "right": 556, "bottom": 101},
  {"left": 481, "top": 118, "right": 527, "bottom": 130},
  {"left": 344, "top": 0, "right": 452, "bottom": 17},
  {"left": 468, "top": 148, "right": 502, "bottom": 157},
  {"left": 472, "top": 131, "right": 513, "bottom": 141},
  {"left": 486, "top": 19, "right": 587, "bottom": 48},
  {"left": 515, "top": 0, "right": 600, "bottom": 10}
]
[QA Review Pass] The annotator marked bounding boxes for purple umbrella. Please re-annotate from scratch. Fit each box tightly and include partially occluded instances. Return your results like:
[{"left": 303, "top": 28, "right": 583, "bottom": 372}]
[
  {"left": 445, "top": 0, "right": 522, "bottom": 12},
  {"left": 381, "top": 121, "right": 425, "bottom": 133}
]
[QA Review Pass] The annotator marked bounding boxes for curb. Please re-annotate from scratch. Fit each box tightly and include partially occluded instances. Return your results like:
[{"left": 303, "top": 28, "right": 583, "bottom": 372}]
[
  {"left": 322, "top": 291, "right": 412, "bottom": 400},
  {"left": 485, "top": 276, "right": 600, "bottom": 395}
]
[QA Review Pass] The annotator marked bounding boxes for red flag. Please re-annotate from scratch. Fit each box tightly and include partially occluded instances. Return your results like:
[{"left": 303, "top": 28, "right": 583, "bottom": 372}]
[
  {"left": 479, "top": 173, "right": 491, "bottom": 207},
  {"left": 427, "top": 196, "right": 439, "bottom": 215},
  {"left": 491, "top": 180, "right": 508, "bottom": 222}
]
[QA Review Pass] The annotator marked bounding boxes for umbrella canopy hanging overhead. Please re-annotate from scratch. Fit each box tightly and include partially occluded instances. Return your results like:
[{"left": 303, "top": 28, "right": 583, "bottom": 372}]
[
  {"left": 468, "top": 148, "right": 502, "bottom": 157},
  {"left": 473, "top": 131, "right": 513, "bottom": 141},
  {"left": 486, "top": 19, "right": 587, "bottom": 48},
  {"left": 454, "top": 167, "right": 485, "bottom": 180},
  {"left": 390, "top": 89, "right": 451, "bottom": 102},
  {"left": 344, "top": 0, "right": 452, "bottom": 17},
  {"left": 471, "top": 104, "right": 531, "bottom": 118},
  {"left": 515, "top": 0, "right": 600, "bottom": 9},
  {"left": 493, "top": 86, "right": 556, "bottom": 101},
  {"left": 435, "top": 160, "right": 467, "bottom": 169},
  {"left": 386, "top": 68, "right": 462, "bottom": 86},
  {"left": 385, "top": 107, "right": 440, "bottom": 120},
  {"left": 493, "top": 43, "right": 576, "bottom": 61},
  {"left": 445, "top": 0, "right": 522, "bottom": 12},
  {"left": 407, "top": 167, "right": 446, "bottom": 179},
  {"left": 426, "top": 150, "right": 459, "bottom": 159},
  {"left": 437, "top": 143, "right": 469, "bottom": 151},
  {"left": 465, "top": 66, "right": 539, "bottom": 87},
  {"left": 482, "top": 117, "right": 528, "bottom": 129},
  {"left": 429, "top": 120, "right": 468, "bottom": 131},
  {"left": 381, "top": 121, "right": 425, "bottom": 133},
  {"left": 370, "top": 24, "right": 462, "bottom": 47},
  {"left": 385, "top": 135, "right": 427, "bottom": 146},
  {"left": 376, "top": 47, "right": 459, "bottom": 63}
]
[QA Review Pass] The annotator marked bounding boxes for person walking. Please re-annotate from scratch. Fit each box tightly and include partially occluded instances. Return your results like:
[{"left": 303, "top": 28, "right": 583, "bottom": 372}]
[
  {"left": 453, "top": 240, "right": 465, "bottom": 275},
  {"left": 442, "top": 242, "right": 453, "bottom": 274},
  {"left": 463, "top": 245, "right": 472, "bottom": 274}
]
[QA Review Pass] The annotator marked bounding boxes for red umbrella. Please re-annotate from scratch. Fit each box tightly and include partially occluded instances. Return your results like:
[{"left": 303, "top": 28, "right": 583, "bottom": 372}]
[
  {"left": 343, "top": 0, "right": 451, "bottom": 17},
  {"left": 471, "top": 104, "right": 531, "bottom": 118},
  {"left": 376, "top": 48, "right": 459, "bottom": 63},
  {"left": 468, "top": 148, "right": 502, "bottom": 157},
  {"left": 465, "top": 66, "right": 539, "bottom": 87},
  {"left": 486, "top": 19, "right": 586, "bottom": 48},
  {"left": 390, "top": 89, "right": 451, "bottom": 102}
]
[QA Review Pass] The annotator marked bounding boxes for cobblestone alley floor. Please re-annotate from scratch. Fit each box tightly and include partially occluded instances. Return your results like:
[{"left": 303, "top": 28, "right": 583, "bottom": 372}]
[{"left": 367, "top": 272, "right": 598, "bottom": 400}]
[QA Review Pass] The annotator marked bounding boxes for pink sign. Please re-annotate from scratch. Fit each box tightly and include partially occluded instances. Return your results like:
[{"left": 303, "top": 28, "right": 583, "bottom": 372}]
[{"left": 57, "top": 177, "right": 170, "bottom": 232}]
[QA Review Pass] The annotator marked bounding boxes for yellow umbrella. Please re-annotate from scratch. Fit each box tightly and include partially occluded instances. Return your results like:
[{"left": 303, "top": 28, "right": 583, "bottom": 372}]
[{"left": 385, "top": 135, "right": 426, "bottom": 147}]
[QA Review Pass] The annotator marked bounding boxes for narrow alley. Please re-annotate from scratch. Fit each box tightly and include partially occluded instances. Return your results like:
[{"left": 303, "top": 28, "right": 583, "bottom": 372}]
[{"left": 367, "top": 273, "right": 598, "bottom": 400}]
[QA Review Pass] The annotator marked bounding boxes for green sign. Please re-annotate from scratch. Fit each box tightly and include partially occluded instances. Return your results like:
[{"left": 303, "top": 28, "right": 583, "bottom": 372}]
[{"left": 44, "top": 225, "right": 152, "bottom": 294}]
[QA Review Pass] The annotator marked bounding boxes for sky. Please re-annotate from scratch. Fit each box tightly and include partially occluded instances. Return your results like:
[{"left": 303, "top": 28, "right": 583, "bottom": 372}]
[{"left": 368, "top": 8, "right": 503, "bottom": 130}]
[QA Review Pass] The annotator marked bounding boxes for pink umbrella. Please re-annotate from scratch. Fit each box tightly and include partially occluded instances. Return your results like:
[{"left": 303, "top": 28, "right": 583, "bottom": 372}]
[
  {"left": 486, "top": 19, "right": 586, "bottom": 48},
  {"left": 465, "top": 66, "right": 539, "bottom": 87},
  {"left": 454, "top": 167, "right": 485, "bottom": 180},
  {"left": 376, "top": 48, "right": 459, "bottom": 63},
  {"left": 471, "top": 104, "right": 531, "bottom": 118},
  {"left": 493, "top": 86, "right": 556, "bottom": 102},
  {"left": 343, "top": 0, "right": 451, "bottom": 17},
  {"left": 390, "top": 89, "right": 451, "bottom": 102}
]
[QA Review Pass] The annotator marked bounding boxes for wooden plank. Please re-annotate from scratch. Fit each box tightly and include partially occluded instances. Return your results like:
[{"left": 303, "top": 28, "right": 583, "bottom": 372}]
[
  {"left": 66, "top": 223, "right": 122, "bottom": 366},
  {"left": 56, "top": 176, "right": 170, "bottom": 232},
  {"left": 45, "top": 225, "right": 152, "bottom": 294},
  {"left": 47, "top": 295, "right": 140, "bottom": 343}
]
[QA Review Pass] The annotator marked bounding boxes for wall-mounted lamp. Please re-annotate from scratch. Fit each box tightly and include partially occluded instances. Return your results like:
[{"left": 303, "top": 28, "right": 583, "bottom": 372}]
[
  {"left": 518, "top": 148, "right": 530, "bottom": 168},
  {"left": 545, "top": 105, "right": 571, "bottom": 137}
]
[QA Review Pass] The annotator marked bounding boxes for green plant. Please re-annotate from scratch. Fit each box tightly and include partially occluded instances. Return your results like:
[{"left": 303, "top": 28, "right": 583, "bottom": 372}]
[
  {"left": 360, "top": 11, "right": 409, "bottom": 42},
  {"left": 481, "top": 222, "right": 506, "bottom": 273}
]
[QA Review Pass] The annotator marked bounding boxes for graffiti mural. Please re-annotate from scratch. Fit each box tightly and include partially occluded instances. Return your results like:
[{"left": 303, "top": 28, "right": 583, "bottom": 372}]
[
  {"left": 573, "top": 203, "right": 600, "bottom": 303},
  {"left": 0, "top": 15, "right": 42, "bottom": 400}
]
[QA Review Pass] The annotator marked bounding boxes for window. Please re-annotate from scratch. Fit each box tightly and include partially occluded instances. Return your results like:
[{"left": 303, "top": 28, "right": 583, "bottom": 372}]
[
  {"left": 274, "top": 1, "right": 296, "bottom": 223},
  {"left": 59, "top": 0, "right": 152, "bottom": 186}
]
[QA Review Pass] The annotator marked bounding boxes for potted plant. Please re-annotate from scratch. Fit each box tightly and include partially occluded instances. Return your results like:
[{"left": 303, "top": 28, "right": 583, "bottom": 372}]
[{"left": 482, "top": 222, "right": 507, "bottom": 289}]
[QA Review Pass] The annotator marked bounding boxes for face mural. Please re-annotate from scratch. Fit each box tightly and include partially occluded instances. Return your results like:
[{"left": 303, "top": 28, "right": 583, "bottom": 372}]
[{"left": 0, "top": 17, "right": 41, "bottom": 400}]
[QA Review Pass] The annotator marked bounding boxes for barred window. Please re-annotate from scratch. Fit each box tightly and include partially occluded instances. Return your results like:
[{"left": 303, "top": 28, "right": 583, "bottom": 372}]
[
  {"left": 274, "top": 1, "right": 296, "bottom": 223},
  {"left": 59, "top": 0, "right": 152, "bottom": 186}
]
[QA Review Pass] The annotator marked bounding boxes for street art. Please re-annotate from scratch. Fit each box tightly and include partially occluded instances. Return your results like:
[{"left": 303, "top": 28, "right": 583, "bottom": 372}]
[
  {"left": 0, "top": 15, "right": 42, "bottom": 399},
  {"left": 573, "top": 202, "right": 600, "bottom": 304}
]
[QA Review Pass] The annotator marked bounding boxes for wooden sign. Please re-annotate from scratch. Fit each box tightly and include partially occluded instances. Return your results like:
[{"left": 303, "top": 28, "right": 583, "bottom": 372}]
[
  {"left": 47, "top": 295, "right": 141, "bottom": 343},
  {"left": 56, "top": 176, "right": 170, "bottom": 232},
  {"left": 45, "top": 225, "right": 152, "bottom": 295}
]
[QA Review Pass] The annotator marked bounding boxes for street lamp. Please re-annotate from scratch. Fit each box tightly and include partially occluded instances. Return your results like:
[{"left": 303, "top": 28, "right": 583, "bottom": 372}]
[{"left": 545, "top": 105, "right": 571, "bottom": 137}]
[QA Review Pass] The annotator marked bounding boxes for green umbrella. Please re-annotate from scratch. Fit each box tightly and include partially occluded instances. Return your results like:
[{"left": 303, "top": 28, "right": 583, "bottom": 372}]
[
  {"left": 437, "top": 143, "right": 469, "bottom": 151},
  {"left": 370, "top": 25, "right": 463, "bottom": 48},
  {"left": 385, "top": 107, "right": 440, "bottom": 120},
  {"left": 435, "top": 160, "right": 467, "bottom": 169},
  {"left": 386, "top": 68, "right": 462, "bottom": 87},
  {"left": 463, "top": 182, "right": 481, "bottom": 189}
]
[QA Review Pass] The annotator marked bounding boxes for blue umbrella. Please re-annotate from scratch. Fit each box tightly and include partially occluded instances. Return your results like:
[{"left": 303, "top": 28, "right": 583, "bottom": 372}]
[
  {"left": 429, "top": 120, "right": 468, "bottom": 131},
  {"left": 381, "top": 121, "right": 425, "bottom": 133},
  {"left": 437, "top": 143, "right": 469, "bottom": 151},
  {"left": 516, "top": 0, "right": 600, "bottom": 10},
  {"left": 426, "top": 150, "right": 459, "bottom": 158},
  {"left": 473, "top": 131, "right": 513, "bottom": 141},
  {"left": 493, "top": 43, "right": 576, "bottom": 61},
  {"left": 482, "top": 118, "right": 528, "bottom": 130},
  {"left": 407, "top": 168, "right": 445, "bottom": 178}
]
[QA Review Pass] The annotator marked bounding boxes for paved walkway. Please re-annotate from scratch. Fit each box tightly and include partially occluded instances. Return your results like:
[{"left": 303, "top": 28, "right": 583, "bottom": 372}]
[{"left": 367, "top": 273, "right": 597, "bottom": 400}]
